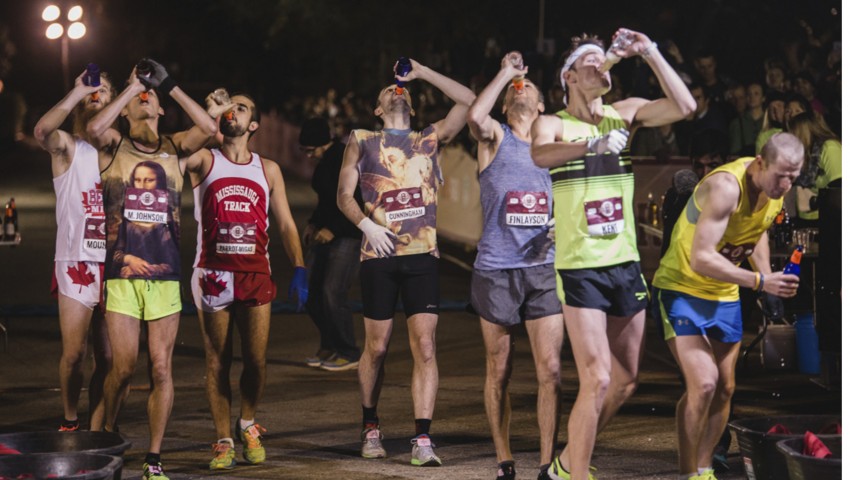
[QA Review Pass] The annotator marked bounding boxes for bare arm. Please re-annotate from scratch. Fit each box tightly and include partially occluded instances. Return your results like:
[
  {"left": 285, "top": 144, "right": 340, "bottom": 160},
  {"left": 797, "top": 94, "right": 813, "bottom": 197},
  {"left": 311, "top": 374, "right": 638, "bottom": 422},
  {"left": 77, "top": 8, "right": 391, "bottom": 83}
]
[
  {"left": 530, "top": 115, "right": 592, "bottom": 168},
  {"left": 265, "top": 159, "right": 304, "bottom": 268},
  {"left": 185, "top": 148, "right": 213, "bottom": 187},
  {"left": 610, "top": 29, "right": 696, "bottom": 127},
  {"left": 337, "top": 134, "right": 365, "bottom": 225},
  {"left": 87, "top": 74, "right": 146, "bottom": 151},
  {"left": 400, "top": 59, "right": 476, "bottom": 142},
  {"left": 169, "top": 87, "right": 218, "bottom": 157},
  {"left": 34, "top": 71, "right": 99, "bottom": 176},
  {"left": 747, "top": 232, "right": 772, "bottom": 274},
  {"left": 468, "top": 55, "right": 522, "bottom": 143}
]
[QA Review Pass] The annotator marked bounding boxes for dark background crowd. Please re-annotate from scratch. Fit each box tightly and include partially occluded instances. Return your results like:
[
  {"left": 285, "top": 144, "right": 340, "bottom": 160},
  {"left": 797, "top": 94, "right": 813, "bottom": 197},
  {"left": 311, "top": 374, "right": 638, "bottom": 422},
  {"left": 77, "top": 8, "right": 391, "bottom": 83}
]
[{"left": 0, "top": 0, "right": 842, "bottom": 166}]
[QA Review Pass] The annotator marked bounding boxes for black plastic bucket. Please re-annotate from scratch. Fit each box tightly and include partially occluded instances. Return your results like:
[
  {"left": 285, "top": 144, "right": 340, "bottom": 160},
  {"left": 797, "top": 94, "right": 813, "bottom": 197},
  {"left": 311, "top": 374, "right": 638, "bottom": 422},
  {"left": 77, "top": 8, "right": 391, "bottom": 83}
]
[
  {"left": 729, "top": 415, "right": 841, "bottom": 480},
  {"left": 0, "top": 453, "right": 123, "bottom": 480},
  {"left": 776, "top": 436, "right": 841, "bottom": 480},
  {"left": 0, "top": 431, "right": 130, "bottom": 456}
]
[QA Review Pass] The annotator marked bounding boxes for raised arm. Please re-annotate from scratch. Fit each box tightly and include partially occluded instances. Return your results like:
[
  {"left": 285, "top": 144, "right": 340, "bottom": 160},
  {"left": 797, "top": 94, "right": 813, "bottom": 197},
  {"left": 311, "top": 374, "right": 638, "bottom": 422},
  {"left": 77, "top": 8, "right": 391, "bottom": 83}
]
[
  {"left": 468, "top": 54, "right": 524, "bottom": 143},
  {"left": 87, "top": 72, "right": 144, "bottom": 150},
  {"left": 34, "top": 71, "right": 99, "bottom": 175},
  {"left": 398, "top": 59, "right": 475, "bottom": 143},
  {"left": 611, "top": 29, "right": 696, "bottom": 127}
]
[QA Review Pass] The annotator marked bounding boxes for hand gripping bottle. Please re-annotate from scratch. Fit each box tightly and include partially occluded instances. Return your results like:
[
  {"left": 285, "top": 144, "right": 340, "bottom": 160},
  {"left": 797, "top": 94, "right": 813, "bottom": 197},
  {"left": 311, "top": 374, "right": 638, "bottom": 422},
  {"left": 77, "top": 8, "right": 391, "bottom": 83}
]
[
  {"left": 83, "top": 63, "right": 101, "bottom": 100},
  {"left": 395, "top": 57, "right": 412, "bottom": 95},
  {"left": 507, "top": 51, "right": 524, "bottom": 91},
  {"left": 599, "top": 30, "right": 635, "bottom": 73},
  {"left": 783, "top": 245, "right": 803, "bottom": 276}
]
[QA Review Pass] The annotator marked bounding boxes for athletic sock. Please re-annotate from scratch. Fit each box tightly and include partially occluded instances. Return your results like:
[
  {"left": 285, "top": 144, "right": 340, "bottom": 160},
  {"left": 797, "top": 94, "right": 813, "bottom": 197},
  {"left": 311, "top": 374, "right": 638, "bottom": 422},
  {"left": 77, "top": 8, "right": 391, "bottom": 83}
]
[
  {"left": 414, "top": 418, "right": 431, "bottom": 437},
  {"left": 239, "top": 418, "right": 254, "bottom": 430},
  {"left": 144, "top": 453, "right": 161, "bottom": 465},
  {"left": 362, "top": 406, "right": 379, "bottom": 427}
]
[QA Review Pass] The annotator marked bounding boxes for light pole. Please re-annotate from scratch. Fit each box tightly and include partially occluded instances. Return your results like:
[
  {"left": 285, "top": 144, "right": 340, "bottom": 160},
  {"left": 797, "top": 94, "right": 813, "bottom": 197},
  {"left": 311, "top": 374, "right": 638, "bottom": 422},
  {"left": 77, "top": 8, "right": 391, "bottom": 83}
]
[{"left": 42, "top": 4, "right": 86, "bottom": 91}]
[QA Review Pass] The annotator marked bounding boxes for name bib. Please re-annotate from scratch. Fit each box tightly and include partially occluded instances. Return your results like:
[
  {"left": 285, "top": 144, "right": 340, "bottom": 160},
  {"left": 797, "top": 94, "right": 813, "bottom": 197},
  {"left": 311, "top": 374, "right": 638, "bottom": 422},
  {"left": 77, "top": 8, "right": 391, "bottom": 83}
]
[
  {"left": 216, "top": 221, "right": 258, "bottom": 255},
  {"left": 718, "top": 242, "right": 755, "bottom": 264},
  {"left": 584, "top": 196, "right": 624, "bottom": 236},
  {"left": 505, "top": 191, "right": 549, "bottom": 226},
  {"left": 124, "top": 188, "right": 169, "bottom": 224},
  {"left": 83, "top": 217, "right": 106, "bottom": 251},
  {"left": 383, "top": 187, "right": 425, "bottom": 222}
]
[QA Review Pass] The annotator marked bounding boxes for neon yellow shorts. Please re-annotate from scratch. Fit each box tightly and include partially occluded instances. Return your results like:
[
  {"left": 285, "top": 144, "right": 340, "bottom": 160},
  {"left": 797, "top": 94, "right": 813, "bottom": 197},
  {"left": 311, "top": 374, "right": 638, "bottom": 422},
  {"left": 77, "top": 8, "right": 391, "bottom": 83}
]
[{"left": 105, "top": 279, "right": 182, "bottom": 321}]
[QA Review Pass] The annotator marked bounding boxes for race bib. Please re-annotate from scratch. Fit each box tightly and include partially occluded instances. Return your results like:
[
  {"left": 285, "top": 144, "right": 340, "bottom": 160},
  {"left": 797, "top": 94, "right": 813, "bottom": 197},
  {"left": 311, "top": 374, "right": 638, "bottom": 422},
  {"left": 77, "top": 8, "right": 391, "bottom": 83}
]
[
  {"left": 718, "top": 242, "right": 755, "bottom": 264},
  {"left": 505, "top": 191, "right": 549, "bottom": 226},
  {"left": 216, "top": 221, "right": 257, "bottom": 255},
  {"left": 83, "top": 217, "right": 106, "bottom": 251},
  {"left": 383, "top": 187, "right": 425, "bottom": 222},
  {"left": 124, "top": 187, "right": 169, "bottom": 224},
  {"left": 584, "top": 196, "right": 624, "bottom": 236}
]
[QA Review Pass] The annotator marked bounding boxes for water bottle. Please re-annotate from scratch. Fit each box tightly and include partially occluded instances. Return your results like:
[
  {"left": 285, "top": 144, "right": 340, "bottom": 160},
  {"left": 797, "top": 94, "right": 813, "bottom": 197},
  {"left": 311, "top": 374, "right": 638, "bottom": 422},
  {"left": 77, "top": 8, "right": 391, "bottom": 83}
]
[
  {"left": 83, "top": 63, "right": 100, "bottom": 87},
  {"left": 211, "top": 88, "right": 233, "bottom": 120},
  {"left": 3, "top": 198, "right": 15, "bottom": 241},
  {"left": 783, "top": 245, "right": 803, "bottom": 276},
  {"left": 507, "top": 51, "right": 524, "bottom": 91},
  {"left": 394, "top": 57, "right": 412, "bottom": 94},
  {"left": 599, "top": 30, "right": 635, "bottom": 73}
]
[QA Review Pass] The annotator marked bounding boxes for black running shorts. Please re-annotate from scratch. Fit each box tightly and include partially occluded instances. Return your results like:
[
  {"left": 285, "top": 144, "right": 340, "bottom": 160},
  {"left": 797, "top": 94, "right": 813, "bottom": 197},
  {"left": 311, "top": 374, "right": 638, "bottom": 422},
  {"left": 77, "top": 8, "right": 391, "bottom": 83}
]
[
  {"left": 360, "top": 253, "right": 440, "bottom": 320},
  {"left": 556, "top": 261, "right": 648, "bottom": 317}
]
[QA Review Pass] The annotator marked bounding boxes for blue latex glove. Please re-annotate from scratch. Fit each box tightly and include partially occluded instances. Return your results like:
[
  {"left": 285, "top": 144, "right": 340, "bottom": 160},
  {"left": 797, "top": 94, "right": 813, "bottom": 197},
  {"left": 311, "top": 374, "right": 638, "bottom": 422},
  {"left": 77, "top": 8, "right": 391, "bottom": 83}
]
[{"left": 288, "top": 266, "right": 308, "bottom": 312}]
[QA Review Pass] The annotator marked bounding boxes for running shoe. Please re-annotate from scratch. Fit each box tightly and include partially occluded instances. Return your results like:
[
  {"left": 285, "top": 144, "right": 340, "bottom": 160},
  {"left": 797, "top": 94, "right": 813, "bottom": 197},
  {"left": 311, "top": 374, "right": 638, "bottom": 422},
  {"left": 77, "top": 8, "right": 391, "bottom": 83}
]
[
  {"left": 496, "top": 460, "right": 516, "bottom": 479},
  {"left": 361, "top": 425, "right": 386, "bottom": 459},
  {"left": 236, "top": 419, "right": 267, "bottom": 464},
  {"left": 208, "top": 440, "right": 236, "bottom": 470},
  {"left": 319, "top": 354, "right": 359, "bottom": 372},
  {"left": 410, "top": 434, "right": 442, "bottom": 467},
  {"left": 546, "top": 457, "right": 597, "bottom": 480},
  {"left": 698, "top": 469, "right": 718, "bottom": 480},
  {"left": 142, "top": 461, "right": 169, "bottom": 480},
  {"left": 306, "top": 349, "right": 334, "bottom": 367},
  {"left": 58, "top": 419, "right": 80, "bottom": 432}
]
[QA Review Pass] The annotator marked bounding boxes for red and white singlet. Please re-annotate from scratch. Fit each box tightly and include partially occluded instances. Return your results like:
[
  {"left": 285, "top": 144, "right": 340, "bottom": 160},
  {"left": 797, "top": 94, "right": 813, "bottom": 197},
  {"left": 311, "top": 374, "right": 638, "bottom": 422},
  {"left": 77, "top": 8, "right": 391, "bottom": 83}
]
[
  {"left": 193, "top": 149, "right": 271, "bottom": 274},
  {"left": 53, "top": 139, "right": 106, "bottom": 262}
]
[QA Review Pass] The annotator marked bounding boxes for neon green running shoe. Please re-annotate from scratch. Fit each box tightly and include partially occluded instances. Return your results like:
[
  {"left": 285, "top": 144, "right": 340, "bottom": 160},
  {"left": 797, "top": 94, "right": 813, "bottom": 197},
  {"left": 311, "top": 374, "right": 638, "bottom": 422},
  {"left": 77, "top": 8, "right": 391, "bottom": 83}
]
[
  {"left": 698, "top": 469, "right": 718, "bottom": 480},
  {"left": 209, "top": 440, "right": 236, "bottom": 470},
  {"left": 237, "top": 421, "right": 267, "bottom": 464},
  {"left": 141, "top": 461, "right": 169, "bottom": 480},
  {"left": 546, "top": 457, "right": 597, "bottom": 480}
]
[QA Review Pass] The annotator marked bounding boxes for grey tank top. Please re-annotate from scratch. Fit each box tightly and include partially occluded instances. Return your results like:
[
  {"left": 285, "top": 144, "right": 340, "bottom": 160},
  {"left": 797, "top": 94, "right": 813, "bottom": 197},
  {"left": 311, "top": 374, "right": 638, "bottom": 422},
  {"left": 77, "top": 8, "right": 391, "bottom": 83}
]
[{"left": 474, "top": 124, "right": 555, "bottom": 270}]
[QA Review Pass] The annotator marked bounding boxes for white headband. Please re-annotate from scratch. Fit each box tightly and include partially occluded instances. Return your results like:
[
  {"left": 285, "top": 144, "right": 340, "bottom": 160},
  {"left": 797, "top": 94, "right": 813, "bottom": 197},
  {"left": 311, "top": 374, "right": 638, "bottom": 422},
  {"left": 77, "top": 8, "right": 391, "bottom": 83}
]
[{"left": 559, "top": 44, "right": 606, "bottom": 106}]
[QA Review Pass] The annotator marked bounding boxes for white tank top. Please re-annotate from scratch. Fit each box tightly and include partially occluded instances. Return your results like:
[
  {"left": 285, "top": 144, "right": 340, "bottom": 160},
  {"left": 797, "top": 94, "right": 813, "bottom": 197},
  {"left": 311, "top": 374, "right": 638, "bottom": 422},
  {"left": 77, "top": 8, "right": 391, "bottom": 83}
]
[
  {"left": 193, "top": 149, "right": 271, "bottom": 274},
  {"left": 53, "top": 139, "right": 106, "bottom": 262}
]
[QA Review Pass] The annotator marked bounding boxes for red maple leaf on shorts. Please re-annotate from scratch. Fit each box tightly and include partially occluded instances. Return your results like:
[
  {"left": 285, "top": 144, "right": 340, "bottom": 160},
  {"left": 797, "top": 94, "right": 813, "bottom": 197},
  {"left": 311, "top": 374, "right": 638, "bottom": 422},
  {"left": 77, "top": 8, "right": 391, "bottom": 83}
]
[
  {"left": 66, "top": 262, "right": 96, "bottom": 293},
  {"left": 201, "top": 271, "right": 227, "bottom": 297}
]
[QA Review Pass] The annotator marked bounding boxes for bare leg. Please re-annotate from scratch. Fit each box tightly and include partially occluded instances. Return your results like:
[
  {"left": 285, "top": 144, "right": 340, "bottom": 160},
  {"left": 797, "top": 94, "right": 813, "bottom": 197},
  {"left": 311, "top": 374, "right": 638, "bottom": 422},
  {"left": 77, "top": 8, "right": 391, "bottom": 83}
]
[
  {"left": 668, "top": 335, "right": 719, "bottom": 474},
  {"left": 236, "top": 303, "right": 271, "bottom": 421},
  {"left": 407, "top": 313, "right": 438, "bottom": 420},
  {"left": 525, "top": 314, "right": 564, "bottom": 466},
  {"left": 57, "top": 294, "right": 95, "bottom": 424},
  {"left": 145, "top": 312, "right": 180, "bottom": 454},
  {"left": 697, "top": 340, "right": 740, "bottom": 469},
  {"left": 480, "top": 319, "right": 514, "bottom": 463},
  {"left": 359, "top": 317, "right": 393, "bottom": 410},
  {"left": 199, "top": 308, "right": 234, "bottom": 439},
  {"left": 102, "top": 311, "right": 141, "bottom": 431},
  {"left": 88, "top": 311, "right": 112, "bottom": 431}
]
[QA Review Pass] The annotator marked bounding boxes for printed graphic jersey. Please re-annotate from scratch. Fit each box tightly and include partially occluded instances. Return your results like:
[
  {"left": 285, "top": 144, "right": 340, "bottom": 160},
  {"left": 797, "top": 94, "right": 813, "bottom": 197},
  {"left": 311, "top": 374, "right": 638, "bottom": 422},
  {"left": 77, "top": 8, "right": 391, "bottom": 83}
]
[
  {"left": 54, "top": 139, "right": 106, "bottom": 262},
  {"left": 101, "top": 136, "right": 182, "bottom": 281},
  {"left": 193, "top": 149, "right": 271, "bottom": 274},
  {"left": 653, "top": 157, "right": 783, "bottom": 301},
  {"left": 354, "top": 126, "right": 443, "bottom": 261},
  {"left": 549, "top": 106, "right": 638, "bottom": 270},
  {"left": 475, "top": 124, "right": 554, "bottom": 270}
]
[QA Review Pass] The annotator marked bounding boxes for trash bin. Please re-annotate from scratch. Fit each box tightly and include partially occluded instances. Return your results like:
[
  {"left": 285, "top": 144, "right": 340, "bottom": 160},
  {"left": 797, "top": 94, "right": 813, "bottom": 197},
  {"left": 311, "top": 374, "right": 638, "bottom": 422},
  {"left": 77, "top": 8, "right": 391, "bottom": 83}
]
[
  {"left": 0, "top": 453, "right": 123, "bottom": 480},
  {"left": 776, "top": 436, "right": 841, "bottom": 480},
  {"left": 0, "top": 431, "right": 131, "bottom": 456},
  {"left": 729, "top": 415, "right": 841, "bottom": 480}
]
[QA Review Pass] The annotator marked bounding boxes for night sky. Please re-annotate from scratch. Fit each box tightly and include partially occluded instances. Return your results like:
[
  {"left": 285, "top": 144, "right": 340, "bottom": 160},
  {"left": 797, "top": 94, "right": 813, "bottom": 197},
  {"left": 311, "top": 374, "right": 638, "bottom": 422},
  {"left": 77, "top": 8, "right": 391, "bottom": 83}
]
[{"left": 0, "top": 0, "right": 841, "bottom": 117}]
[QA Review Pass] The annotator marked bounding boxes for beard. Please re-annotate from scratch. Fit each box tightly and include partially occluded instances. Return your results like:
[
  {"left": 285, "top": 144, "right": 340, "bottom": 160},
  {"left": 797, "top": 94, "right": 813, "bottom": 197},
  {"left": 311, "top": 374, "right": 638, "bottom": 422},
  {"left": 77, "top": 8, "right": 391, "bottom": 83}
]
[{"left": 220, "top": 119, "right": 248, "bottom": 138}]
